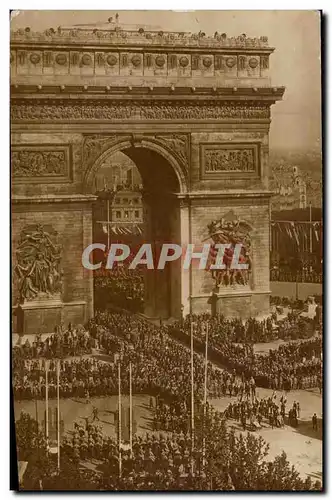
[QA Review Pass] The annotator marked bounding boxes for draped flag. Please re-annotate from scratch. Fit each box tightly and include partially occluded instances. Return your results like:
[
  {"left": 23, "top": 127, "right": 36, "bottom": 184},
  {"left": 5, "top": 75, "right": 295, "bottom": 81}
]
[
  {"left": 313, "top": 222, "right": 320, "bottom": 242},
  {"left": 290, "top": 222, "right": 300, "bottom": 247}
]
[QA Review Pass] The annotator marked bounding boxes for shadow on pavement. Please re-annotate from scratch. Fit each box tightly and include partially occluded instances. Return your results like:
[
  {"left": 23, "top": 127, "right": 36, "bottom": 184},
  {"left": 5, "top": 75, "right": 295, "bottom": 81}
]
[{"left": 294, "top": 419, "right": 322, "bottom": 441}]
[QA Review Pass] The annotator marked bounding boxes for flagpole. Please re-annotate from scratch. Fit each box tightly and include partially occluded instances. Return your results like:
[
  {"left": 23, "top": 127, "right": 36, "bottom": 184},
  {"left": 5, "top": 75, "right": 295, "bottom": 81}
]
[
  {"left": 203, "top": 322, "right": 208, "bottom": 469},
  {"left": 118, "top": 361, "right": 122, "bottom": 478},
  {"left": 107, "top": 198, "right": 110, "bottom": 250},
  {"left": 309, "top": 202, "right": 313, "bottom": 272},
  {"left": 57, "top": 359, "right": 60, "bottom": 472},
  {"left": 45, "top": 360, "right": 49, "bottom": 453},
  {"left": 129, "top": 362, "right": 133, "bottom": 457},
  {"left": 190, "top": 321, "right": 195, "bottom": 477},
  {"left": 269, "top": 202, "right": 272, "bottom": 253}
]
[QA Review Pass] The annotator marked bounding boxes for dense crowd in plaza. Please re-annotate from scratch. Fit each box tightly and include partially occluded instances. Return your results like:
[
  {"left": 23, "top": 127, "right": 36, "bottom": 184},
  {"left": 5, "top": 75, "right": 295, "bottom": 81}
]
[
  {"left": 170, "top": 315, "right": 322, "bottom": 391},
  {"left": 241, "top": 336, "right": 322, "bottom": 391},
  {"left": 94, "top": 267, "right": 144, "bottom": 312},
  {"left": 12, "top": 309, "right": 322, "bottom": 403},
  {"left": 88, "top": 311, "right": 228, "bottom": 400},
  {"left": 13, "top": 313, "right": 228, "bottom": 401},
  {"left": 270, "top": 268, "right": 323, "bottom": 284},
  {"left": 176, "top": 311, "right": 318, "bottom": 345},
  {"left": 13, "top": 307, "right": 323, "bottom": 491},
  {"left": 13, "top": 326, "right": 94, "bottom": 359}
]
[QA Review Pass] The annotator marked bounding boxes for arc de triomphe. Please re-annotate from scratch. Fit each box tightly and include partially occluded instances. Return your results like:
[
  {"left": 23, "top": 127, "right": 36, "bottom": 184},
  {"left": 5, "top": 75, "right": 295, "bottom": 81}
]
[{"left": 11, "top": 23, "right": 284, "bottom": 333}]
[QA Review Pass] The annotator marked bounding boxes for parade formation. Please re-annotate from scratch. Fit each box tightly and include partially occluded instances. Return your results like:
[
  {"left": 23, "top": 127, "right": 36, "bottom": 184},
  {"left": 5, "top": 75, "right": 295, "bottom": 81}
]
[{"left": 13, "top": 305, "right": 323, "bottom": 490}]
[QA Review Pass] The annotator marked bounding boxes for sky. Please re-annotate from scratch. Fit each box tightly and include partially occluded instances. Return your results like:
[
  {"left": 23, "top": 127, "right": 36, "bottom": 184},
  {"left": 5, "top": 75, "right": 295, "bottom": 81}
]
[{"left": 10, "top": 10, "right": 322, "bottom": 152}]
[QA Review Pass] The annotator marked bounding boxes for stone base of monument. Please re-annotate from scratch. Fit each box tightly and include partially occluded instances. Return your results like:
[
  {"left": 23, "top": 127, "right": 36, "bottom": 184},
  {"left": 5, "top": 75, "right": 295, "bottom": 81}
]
[
  {"left": 191, "top": 285, "right": 270, "bottom": 319},
  {"left": 17, "top": 296, "right": 63, "bottom": 335}
]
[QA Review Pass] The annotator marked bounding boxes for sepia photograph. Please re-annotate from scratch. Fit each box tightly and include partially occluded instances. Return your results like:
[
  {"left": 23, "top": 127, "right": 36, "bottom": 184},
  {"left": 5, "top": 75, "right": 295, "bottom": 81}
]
[{"left": 10, "top": 9, "right": 323, "bottom": 491}]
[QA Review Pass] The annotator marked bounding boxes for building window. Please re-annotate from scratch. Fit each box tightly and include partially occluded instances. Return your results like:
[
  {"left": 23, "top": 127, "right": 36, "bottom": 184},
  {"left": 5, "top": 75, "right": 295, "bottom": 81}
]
[
  {"left": 135, "top": 210, "right": 140, "bottom": 219},
  {"left": 124, "top": 211, "right": 129, "bottom": 219},
  {"left": 123, "top": 198, "right": 128, "bottom": 204},
  {"left": 116, "top": 211, "right": 121, "bottom": 219},
  {"left": 134, "top": 198, "right": 139, "bottom": 204}
]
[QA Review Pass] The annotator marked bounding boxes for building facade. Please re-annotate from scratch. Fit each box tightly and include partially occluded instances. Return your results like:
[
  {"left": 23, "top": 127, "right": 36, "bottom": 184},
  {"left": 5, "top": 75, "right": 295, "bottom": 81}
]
[{"left": 11, "top": 21, "right": 284, "bottom": 332}]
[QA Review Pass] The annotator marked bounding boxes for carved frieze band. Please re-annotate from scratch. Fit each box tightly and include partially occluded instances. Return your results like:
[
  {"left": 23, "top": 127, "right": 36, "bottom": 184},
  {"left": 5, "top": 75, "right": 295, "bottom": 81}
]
[
  {"left": 200, "top": 143, "right": 260, "bottom": 179},
  {"left": 11, "top": 102, "right": 271, "bottom": 122},
  {"left": 11, "top": 144, "right": 72, "bottom": 183}
]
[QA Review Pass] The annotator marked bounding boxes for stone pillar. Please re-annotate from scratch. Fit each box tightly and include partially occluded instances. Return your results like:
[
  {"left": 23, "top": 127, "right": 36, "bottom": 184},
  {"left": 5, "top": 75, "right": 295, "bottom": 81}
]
[
  {"left": 187, "top": 193, "right": 271, "bottom": 319},
  {"left": 12, "top": 194, "right": 96, "bottom": 334}
]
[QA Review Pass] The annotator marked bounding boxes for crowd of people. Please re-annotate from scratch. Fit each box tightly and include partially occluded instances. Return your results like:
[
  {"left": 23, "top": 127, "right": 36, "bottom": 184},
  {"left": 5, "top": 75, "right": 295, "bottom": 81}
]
[
  {"left": 12, "top": 309, "right": 322, "bottom": 402},
  {"left": 94, "top": 267, "right": 144, "bottom": 312},
  {"left": 253, "top": 336, "right": 322, "bottom": 391},
  {"left": 175, "top": 311, "right": 318, "bottom": 346},
  {"left": 270, "top": 294, "right": 323, "bottom": 309},
  {"left": 153, "top": 382, "right": 307, "bottom": 436},
  {"left": 16, "top": 407, "right": 322, "bottom": 491},
  {"left": 169, "top": 315, "right": 322, "bottom": 391},
  {"left": 223, "top": 393, "right": 302, "bottom": 430},
  {"left": 88, "top": 311, "right": 229, "bottom": 400},
  {"left": 13, "top": 312, "right": 229, "bottom": 401},
  {"left": 13, "top": 306, "right": 323, "bottom": 491},
  {"left": 13, "top": 326, "right": 93, "bottom": 359},
  {"left": 270, "top": 268, "right": 323, "bottom": 284}
]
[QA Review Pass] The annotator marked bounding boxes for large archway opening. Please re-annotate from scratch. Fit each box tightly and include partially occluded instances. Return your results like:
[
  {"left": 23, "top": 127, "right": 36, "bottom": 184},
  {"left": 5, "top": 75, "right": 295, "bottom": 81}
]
[{"left": 90, "top": 144, "right": 184, "bottom": 320}]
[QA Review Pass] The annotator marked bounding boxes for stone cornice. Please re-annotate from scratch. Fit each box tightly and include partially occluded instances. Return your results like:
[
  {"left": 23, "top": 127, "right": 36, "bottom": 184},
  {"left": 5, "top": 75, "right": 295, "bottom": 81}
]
[
  {"left": 10, "top": 85, "right": 285, "bottom": 100},
  {"left": 12, "top": 194, "right": 98, "bottom": 204},
  {"left": 177, "top": 190, "right": 274, "bottom": 200}
]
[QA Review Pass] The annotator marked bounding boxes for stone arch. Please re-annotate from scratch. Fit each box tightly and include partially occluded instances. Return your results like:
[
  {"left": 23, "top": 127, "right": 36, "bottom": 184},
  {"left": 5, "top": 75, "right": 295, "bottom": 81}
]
[
  {"left": 84, "top": 134, "right": 188, "bottom": 320},
  {"left": 82, "top": 135, "right": 189, "bottom": 194}
]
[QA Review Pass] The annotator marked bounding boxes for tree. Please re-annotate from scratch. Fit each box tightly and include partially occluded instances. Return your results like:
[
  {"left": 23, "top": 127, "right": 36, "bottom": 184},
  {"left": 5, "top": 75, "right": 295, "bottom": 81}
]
[{"left": 15, "top": 411, "right": 46, "bottom": 462}]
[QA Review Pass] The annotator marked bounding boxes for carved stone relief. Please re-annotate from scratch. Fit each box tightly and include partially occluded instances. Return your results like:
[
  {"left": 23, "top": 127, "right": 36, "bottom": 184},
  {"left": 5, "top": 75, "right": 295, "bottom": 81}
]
[
  {"left": 206, "top": 210, "right": 252, "bottom": 287},
  {"left": 82, "top": 135, "right": 120, "bottom": 169},
  {"left": 200, "top": 143, "right": 260, "bottom": 179},
  {"left": 11, "top": 145, "right": 72, "bottom": 182},
  {"left": 153, "top": 134, "right": 190, "bottom": 172},
  {"left": 15, "top": 224, "right": 62, "bottom": 303}
]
